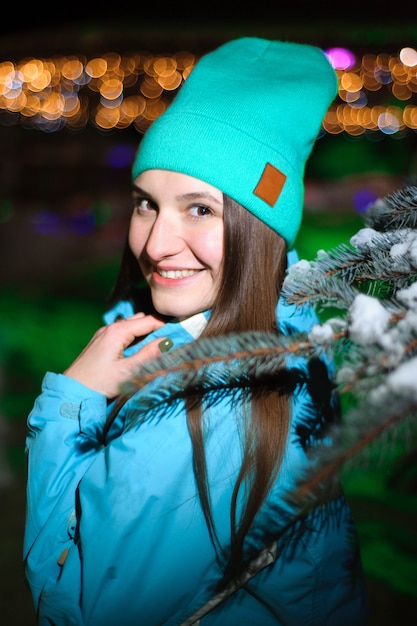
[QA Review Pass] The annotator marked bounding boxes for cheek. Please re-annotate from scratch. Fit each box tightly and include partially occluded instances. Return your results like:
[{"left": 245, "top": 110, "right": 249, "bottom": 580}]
[
  {"left": 198, "top": 226, "right": 224, "bottom": 274},
  {"left": 128, "top": 221, "right": 146, "bottom": 257}
]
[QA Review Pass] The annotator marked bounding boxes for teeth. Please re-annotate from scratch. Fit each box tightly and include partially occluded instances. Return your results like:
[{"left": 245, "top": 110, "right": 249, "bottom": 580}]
[{"left": 158, "top": 269, "right": 199, "bottom": 279}]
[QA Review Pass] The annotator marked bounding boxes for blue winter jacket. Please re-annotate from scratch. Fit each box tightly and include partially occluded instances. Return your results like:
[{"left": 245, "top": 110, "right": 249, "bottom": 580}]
[{"left": 24, "top": 272, "right": 369, "bottom": 625}]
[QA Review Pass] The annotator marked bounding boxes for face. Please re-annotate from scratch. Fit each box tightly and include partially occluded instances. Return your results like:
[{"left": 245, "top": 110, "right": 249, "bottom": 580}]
[{"left": 129, "top": 169, "right": 224, "bottom": 320}]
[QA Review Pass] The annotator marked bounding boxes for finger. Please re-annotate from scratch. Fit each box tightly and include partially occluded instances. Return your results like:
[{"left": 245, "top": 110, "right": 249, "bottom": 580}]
[
  {"left": 123, "top": 313, "right": 166, "bottom": 333},
  {"left": 113, "top": 314, "right": 166, "bottom": 349},
  {"left": 125, "top": 336, "right": 174, "bottom": 371},
  {"left": 124, "top": 311, "right": 145, "bottom": 320},
  {"left": 125, "top": 312, "right": 163, "bottom": 321}
]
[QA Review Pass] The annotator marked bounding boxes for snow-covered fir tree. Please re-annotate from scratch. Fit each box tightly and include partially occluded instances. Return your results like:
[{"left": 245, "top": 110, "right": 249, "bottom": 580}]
[{"left": 280, "top": 184, "right": 417, "bottom": 504}]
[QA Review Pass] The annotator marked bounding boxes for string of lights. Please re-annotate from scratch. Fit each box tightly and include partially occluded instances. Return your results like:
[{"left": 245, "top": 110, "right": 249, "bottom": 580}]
[{"left": 0, "top": 45, "right": 416, "bottom": 135}]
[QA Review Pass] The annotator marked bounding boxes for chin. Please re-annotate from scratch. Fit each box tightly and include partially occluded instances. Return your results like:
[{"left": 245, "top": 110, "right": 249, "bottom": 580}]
[
  {"left": 159, "top": 309, "right": 197, "bottom": 319},
  {"left": 153, "top": 301, "right": 204, "bottom": 320},
  {"left": 153, "top": 303, "right": 186, "bottom": 318}
]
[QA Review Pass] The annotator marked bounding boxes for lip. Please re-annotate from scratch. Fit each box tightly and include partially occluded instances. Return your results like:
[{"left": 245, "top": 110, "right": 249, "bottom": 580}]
[{"left": 151, "top": 268, "right": 202, "bottom": 288}]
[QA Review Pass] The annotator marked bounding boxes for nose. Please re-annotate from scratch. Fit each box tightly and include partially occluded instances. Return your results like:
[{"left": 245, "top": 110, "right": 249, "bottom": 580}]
[{"left": 144, "top": 212, "right": 184, "bottom": 261}]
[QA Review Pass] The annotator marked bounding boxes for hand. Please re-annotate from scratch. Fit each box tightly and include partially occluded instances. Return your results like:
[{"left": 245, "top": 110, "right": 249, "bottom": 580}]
[{"left": 64, "top": 313, "right": 169, "bottom": 398}]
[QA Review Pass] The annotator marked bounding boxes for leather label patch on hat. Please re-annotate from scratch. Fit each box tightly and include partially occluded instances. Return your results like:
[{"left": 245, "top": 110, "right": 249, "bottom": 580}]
[{"left": 253, "top": 162, "right": 287, "bottom": 207}]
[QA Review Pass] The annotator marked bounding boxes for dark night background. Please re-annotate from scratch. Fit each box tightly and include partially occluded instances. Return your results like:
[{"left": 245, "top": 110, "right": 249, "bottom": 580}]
[{"left": 1, "top": 5, "right": 417, "bottom": 624}]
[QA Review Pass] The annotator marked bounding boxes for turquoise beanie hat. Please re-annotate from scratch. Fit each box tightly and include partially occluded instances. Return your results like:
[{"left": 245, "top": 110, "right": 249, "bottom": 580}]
[{"left": 132, "top": 37, "right": 338, "bottom": 247}]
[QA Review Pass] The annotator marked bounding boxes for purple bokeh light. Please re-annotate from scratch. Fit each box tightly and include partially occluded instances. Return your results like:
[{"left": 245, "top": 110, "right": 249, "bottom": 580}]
[{"left": 325, "top": 47, "right": 356, "bottom": 70}]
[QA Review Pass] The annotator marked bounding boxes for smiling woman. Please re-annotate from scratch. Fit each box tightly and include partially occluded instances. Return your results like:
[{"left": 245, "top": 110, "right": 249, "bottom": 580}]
[
  {"left": 129, "top": 170, "right": 224, "bottom": 319},
  {"left": 24, "top": 37, "right": 369, "bottom": 625}
]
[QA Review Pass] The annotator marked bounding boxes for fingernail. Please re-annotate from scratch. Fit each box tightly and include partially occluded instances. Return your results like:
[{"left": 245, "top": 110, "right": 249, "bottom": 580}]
[{"left": 159, "top": 338, "right": 173, "bottom": 353}]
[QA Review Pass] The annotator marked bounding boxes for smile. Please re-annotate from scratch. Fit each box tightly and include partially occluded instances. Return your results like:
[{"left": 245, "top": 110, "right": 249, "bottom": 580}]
[{"left": 158, "top": 269, "right": 200, "bottom": 279}]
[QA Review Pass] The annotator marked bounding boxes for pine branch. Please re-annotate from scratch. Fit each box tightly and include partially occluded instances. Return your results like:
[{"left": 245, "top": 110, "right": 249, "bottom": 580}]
[
  {"left": 287, "top": 394, "right": 417, "bottom": 508},
  {"left": 283, "top": 231, "right": 417, "bottom": 310},
  {"left": 282, "top": 255, "right": 360, "bottom": 311},
  {"left": 363, "top": 185, "right": 417, "bottom": 231},
  {"left": 119, "top": 331, "right": 323, "bottom": 410}
]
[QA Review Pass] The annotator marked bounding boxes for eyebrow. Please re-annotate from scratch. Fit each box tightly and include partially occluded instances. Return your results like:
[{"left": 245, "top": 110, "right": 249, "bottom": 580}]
[{"left": 132, "top": 184, "right": 222, "bottom": 205}]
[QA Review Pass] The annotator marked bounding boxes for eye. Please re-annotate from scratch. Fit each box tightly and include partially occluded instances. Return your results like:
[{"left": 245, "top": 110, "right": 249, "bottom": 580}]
[
  {"left": 189, "top": 204, "right": 213, "bottom": 218},
  {"left": 132, "top": 196, "right": 157, "bottom": 215}
]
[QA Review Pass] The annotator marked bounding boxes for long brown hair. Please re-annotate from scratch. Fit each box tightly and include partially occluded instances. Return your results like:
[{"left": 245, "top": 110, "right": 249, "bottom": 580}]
[{"left": 107, "top": 194, "right": 290, "bottom": 586}]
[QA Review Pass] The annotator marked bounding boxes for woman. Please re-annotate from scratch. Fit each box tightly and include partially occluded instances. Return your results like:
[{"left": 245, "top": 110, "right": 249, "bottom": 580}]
[{"left": 24, "top": 38, "right": 369, "bottom": 625}]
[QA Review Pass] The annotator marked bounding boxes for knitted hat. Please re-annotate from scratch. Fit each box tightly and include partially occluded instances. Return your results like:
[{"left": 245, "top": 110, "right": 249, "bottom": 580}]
[{"left": 132, "top": 37, "right": 338, "bottom": 247}]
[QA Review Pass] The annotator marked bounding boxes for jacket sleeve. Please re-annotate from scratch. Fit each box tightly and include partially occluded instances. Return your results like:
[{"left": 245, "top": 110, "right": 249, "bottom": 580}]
[{"left": 24, "top": 372, "right": 107, "bottom": 608}]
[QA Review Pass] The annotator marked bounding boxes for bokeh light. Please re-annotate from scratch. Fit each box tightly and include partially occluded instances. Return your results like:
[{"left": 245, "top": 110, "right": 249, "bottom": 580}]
[
  {"left": 0, "top": 46, "right": 416, "bottom": 137},
  {"left": 325, "top": 47, "right": 356, "bottom": 70},
  {"left": 353, "top": 188, "right": 379, "bottom": 213},
  {"left": 399, "top": 46, "right": 417, "bottom": 67}
]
